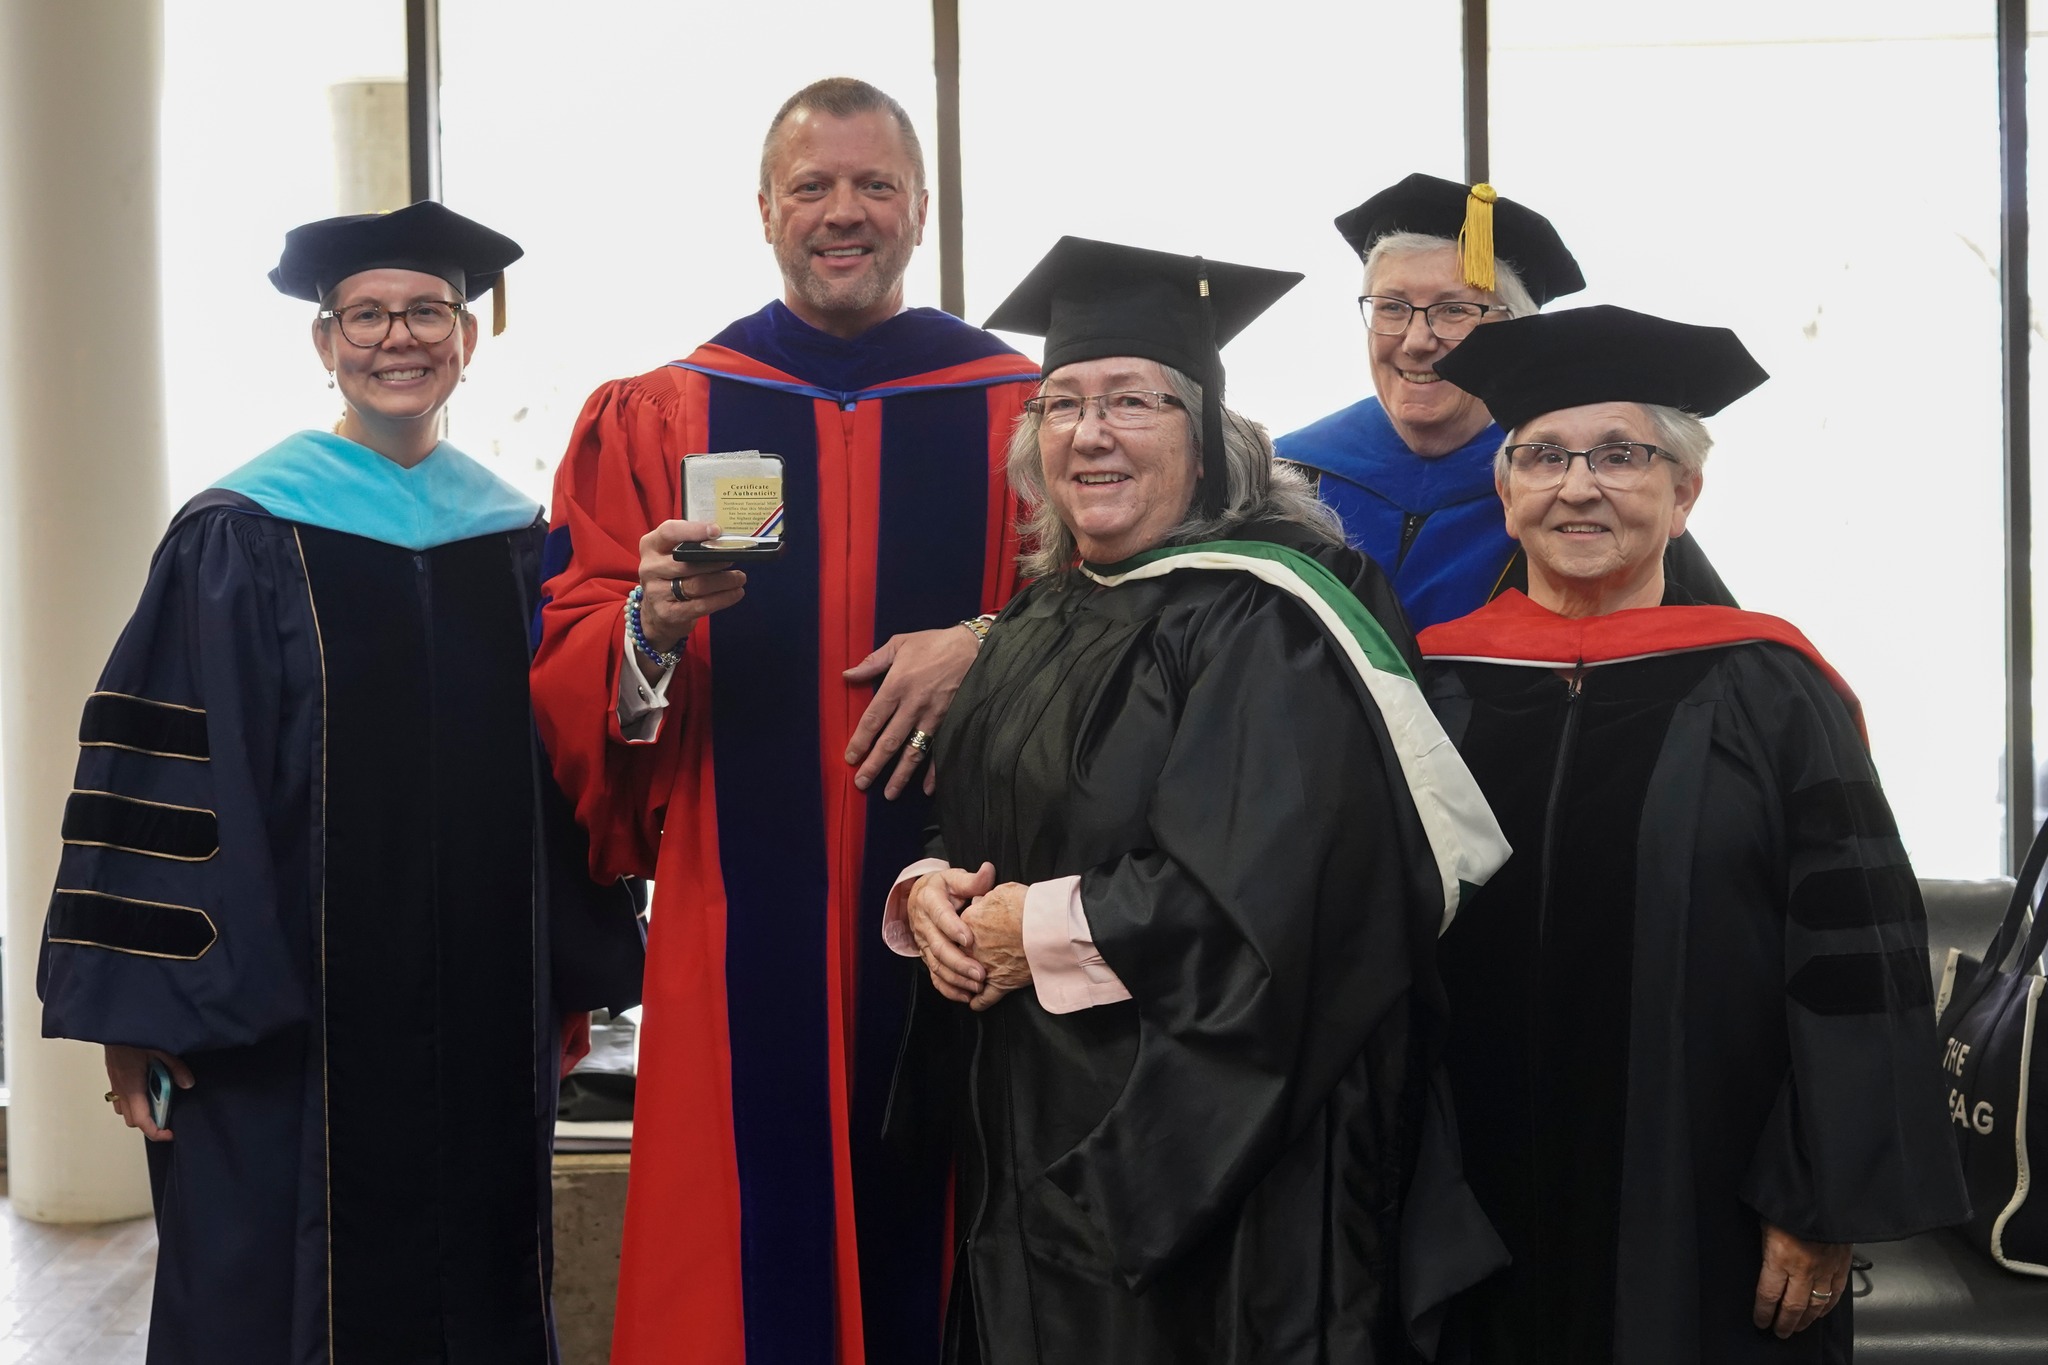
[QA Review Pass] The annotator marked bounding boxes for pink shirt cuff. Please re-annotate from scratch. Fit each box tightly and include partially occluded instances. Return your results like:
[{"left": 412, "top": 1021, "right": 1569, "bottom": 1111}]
[
  {"left": 883, "top": 858, "right": 949, "bottom": 956},
  {"left": 1022, "top": 875, "right": 1132, "bottom": 1015}
]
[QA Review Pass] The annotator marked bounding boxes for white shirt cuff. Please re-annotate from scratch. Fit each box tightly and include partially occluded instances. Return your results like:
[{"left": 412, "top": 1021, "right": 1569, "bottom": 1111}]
[{"left": 617, "top": 620, "right": 677, "bottom": 742}]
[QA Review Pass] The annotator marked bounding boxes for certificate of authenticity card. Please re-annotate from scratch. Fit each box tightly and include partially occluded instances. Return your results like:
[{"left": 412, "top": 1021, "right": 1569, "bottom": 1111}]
[{"left": 684, "top": 452, "right": 785, "bottom": 541}]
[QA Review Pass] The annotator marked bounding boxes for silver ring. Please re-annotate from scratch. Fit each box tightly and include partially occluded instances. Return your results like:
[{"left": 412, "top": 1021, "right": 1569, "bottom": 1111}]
[
  {"left": 907, "top": 730, "right": 932, "bottom": 753},
  {"left": 1808, "top": 1289, "right": 1834, "bottom": 1302},
  {"left": 669, "top": 576, "right": 689, "bottom": 603}
]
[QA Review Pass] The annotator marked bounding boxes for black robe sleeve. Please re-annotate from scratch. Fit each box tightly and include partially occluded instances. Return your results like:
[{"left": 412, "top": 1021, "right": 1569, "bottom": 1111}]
[
  {"left": 1731, "top": 647, "right": 1971, "bottom": 1242},
  {"left": 39, "top": 506, "right": 314, "bottom": 1057},
  {"left": 537, "top": 768, "right": 647, "bottom": 1015},
  {"left": 1043, "top": 579, "right": 1439, "bottom": 1286},
  {"left": 516, "top": 523, "right": 648, "bottom": 1017}
]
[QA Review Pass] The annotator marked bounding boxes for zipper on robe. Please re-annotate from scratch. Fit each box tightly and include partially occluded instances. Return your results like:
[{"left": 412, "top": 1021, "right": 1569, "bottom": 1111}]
[{"left": 1397, "top": 510, "right": 1428, "bottom": 566}]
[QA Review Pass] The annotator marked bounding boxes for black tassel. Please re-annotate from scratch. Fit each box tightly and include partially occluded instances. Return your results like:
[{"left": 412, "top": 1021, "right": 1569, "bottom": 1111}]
[{"left": 1194, "top": 257, "right": 1228, "bottom": 517}]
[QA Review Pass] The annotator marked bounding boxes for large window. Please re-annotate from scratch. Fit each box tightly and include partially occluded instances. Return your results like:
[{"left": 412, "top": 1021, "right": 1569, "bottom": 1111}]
[
  {"left": 1492, "top": 4, "right": 2003, "bottom": 876},
  {"left": 960, "top": 1, "right": 1464, "bottom": 434},
  {"left": 152, "top": 3, "right": 2025, "bottom": 878},
  {"left": 160, "top": 1, "right": 408, "bottom": 497},
  {"left": 438, "top": 0, "right": 941, "bottom": 506}
]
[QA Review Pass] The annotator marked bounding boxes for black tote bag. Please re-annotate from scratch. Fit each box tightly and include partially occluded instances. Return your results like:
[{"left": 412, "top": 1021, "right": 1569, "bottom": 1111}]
[{"left": 1934, "top": 818, "right": 2048, "bottom": 1275}]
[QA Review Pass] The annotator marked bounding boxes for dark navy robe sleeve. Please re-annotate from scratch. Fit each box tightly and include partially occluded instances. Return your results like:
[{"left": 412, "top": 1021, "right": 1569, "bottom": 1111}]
[
  {"left": 39, "top": 507, "right": 313, "bottom": 1056},
  {"left": 1732, "top": 646, "right": 1970, "bottom": 1242}
]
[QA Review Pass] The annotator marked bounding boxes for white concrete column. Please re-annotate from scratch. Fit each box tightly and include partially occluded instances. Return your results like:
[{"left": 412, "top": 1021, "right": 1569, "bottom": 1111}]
[
  {"left": 329, "top": 79, "right": 409, "bottom": 216},
  {"left": 0, "top": 0, "right": 166, "bottom": 1222}
]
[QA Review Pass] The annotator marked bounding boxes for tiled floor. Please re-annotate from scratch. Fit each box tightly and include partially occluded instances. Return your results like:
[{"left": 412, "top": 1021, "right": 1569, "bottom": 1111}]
[
  {"left": 0, "top": 1157, "right": 623, "bottom": 1365},
  {"left": 0, "top": 1179, "right": 154, "bottom": 1365}
]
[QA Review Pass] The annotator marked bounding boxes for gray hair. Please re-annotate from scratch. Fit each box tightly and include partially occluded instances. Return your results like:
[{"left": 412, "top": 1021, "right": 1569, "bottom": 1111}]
[
  {"left": 759, "top": 78, "right": 925, "bottom": 198},
  {"left": 1643, "top": 404, "right": 1713, "bottom": 476},
  {"left": 1494, "top": 402, "right": 1714, "bottom": 480},
  {"left": 1009, "top": 364, "right": 1343, "bottom": 582},
  {"left": 1362, "top": 230, "right": 1538, "bottom": 319}
]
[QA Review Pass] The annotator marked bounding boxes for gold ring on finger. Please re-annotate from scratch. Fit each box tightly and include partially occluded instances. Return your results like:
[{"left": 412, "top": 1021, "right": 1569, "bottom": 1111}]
[
  {"left": 104, "top": 1091, "right": 120, "bottom": 1104},
  {"left": 1808, "top": 1289, "right": 1834, "bottom": 1301},
  {"left": 907, "top": 729, "right": 932, "bottom": 753}
]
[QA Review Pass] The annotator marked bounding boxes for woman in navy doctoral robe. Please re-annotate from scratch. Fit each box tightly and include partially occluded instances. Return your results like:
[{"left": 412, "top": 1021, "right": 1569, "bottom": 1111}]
[{"left": 37, "top": 202, "right": 643, "bottom": 1364}]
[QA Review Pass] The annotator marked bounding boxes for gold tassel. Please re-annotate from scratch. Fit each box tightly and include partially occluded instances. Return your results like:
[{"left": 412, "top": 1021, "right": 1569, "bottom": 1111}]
[
  {"left": 1459, "top": 183, "right": 1498, "bottom": 293},
  {"left": 492, "top": 270, "right": 508, "bottom": 336}
]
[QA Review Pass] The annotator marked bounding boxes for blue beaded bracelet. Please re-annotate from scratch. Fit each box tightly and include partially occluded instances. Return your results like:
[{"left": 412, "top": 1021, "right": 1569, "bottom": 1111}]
[{"left": 625, "top": 586, "right": 683, "bottom": 669}]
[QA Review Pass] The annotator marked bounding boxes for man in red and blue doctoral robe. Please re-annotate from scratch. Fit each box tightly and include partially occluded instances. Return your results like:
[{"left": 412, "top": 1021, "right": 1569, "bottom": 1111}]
[{"left": 530, "top": 79, "right": 1040, "bottom": 1365}]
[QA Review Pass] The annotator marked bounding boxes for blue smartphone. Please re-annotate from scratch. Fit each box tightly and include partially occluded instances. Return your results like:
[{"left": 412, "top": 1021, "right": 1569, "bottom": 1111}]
[{"left": 146, "top": 1058, "right": 175, "bottom": 1129}]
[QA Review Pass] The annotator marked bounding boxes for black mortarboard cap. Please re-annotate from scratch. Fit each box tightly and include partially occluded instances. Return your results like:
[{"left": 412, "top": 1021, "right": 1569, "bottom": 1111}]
[
  {"left": 1433, "top": 304, "right": 1770, "bottom": 435},
  {"left": 269, "top": 200, "right": 523, "bottom": 332},
  {"left": 983, "top": 236, "right": 1301, "bottom": 515},
  {"left": 1334, "top": 173, "right": 1586, "bottom": 307}
]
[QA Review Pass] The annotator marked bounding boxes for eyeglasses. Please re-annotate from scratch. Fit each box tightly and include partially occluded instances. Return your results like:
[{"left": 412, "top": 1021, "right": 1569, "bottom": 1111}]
[
  {"left": 317, "top": 300, "right": 466, "bottom": 348},
  {"left": 1504, "top": 442, "right": 1679, "bottom": 490},
  {"left": 1357, "top": 295, "right": 1508, "bottom": 340},
  {"left": 1023, "top": 389, "right": 1186, "bottom": 431}
]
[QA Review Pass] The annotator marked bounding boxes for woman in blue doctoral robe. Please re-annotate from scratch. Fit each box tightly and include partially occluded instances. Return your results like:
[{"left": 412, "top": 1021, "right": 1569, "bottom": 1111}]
[
  {"left": 1277, "top": 173, "right": 1731, "bottom": 630},
  {"left": 36, "top": 202, "right": 643, "bottom": 1365}
]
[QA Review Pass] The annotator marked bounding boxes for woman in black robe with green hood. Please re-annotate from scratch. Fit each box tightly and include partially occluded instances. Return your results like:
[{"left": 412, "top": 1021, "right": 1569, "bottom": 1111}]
[{"left": 882, "top": 237, "right": 1514, "bottom": 1363}]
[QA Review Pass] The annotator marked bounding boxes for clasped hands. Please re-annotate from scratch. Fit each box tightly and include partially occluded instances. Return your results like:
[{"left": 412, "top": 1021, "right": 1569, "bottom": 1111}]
[
  {"left": 636, "top": 520, "right": 982, "bottom": 799},
  {"left": 906, "top": 862, "right": 1031, "bottom": 1011}
]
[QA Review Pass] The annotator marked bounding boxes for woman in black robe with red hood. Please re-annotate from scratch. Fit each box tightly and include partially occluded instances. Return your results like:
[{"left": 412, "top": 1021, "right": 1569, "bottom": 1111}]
[{"left": 1417, "top": 306, "right": 1968, "bottom": 1363}]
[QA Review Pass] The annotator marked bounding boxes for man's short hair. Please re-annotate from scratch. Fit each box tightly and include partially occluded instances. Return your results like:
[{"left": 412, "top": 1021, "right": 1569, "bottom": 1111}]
[{"left": 758, "top": 78, "right": 926, "bottom": 199}]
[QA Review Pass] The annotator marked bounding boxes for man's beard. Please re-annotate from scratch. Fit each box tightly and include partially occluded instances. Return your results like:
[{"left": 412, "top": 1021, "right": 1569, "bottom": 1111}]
[{"left": 780, "top": 230, "right": 915, "bottom": 321}]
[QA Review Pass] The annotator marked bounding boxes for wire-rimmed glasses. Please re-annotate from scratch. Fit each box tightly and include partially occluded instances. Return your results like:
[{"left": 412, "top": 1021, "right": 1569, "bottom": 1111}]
[
  {"left": 1024, "top": 389, "right": 1186, "bottom": 431},
  {"left": 1503, "top": 442, "right": 1680, "bottom": 490},
  {"left": 1357, "top": 295, "right": 1508, "bottom": 341}
]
